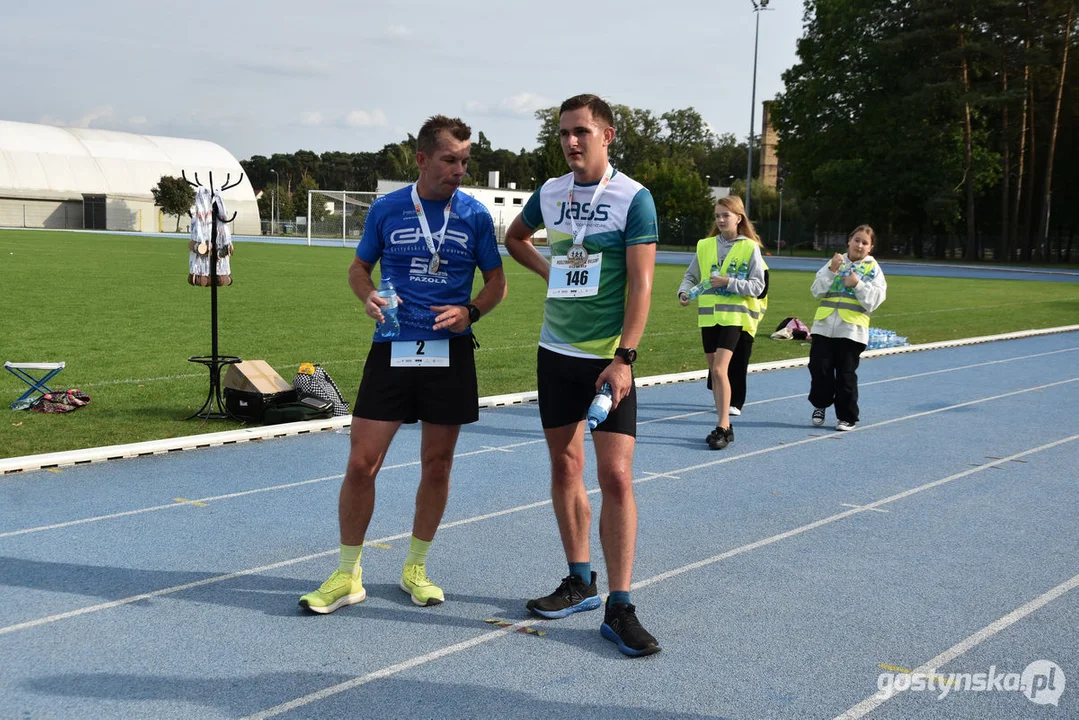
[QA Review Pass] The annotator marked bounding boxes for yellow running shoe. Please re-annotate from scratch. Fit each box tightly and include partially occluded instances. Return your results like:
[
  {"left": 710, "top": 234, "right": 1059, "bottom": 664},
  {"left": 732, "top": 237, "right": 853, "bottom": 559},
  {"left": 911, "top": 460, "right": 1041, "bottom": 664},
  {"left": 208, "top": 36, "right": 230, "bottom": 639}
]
[
  {"left": 400, "top": 563, "right": 444, "bottom": 606},
  {"left": 299, "top": 569, "right": 366, "bottom": 614}
]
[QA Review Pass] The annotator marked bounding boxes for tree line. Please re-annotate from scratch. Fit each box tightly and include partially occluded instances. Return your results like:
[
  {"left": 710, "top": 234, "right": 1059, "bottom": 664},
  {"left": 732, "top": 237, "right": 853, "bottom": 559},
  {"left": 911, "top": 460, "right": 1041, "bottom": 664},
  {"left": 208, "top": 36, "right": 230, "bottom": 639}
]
[
  {"left": 239, "top": 108, "right": 760, "bottom": 246},
  {"left": 236, "top": 0, "right": 1076, "bottom": 261},
  {"left": 774, "top": 0, "right": 1076, "bottom": 261}
]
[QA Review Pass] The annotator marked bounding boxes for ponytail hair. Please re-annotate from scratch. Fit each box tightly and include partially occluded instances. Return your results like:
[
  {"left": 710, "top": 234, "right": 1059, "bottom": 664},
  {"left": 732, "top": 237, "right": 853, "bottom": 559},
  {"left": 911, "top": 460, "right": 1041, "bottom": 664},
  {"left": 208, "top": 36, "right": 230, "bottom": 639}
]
[{"left": 850, "top": 224, "right": 876, "bottom": 248}]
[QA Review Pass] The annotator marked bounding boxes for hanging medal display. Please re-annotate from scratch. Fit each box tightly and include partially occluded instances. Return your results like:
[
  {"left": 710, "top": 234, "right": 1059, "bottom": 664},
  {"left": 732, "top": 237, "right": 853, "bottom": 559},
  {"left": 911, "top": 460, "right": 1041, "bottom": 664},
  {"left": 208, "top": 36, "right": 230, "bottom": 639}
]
[{"left": 411, "top": 183, "right": 453, "bottom": 276}]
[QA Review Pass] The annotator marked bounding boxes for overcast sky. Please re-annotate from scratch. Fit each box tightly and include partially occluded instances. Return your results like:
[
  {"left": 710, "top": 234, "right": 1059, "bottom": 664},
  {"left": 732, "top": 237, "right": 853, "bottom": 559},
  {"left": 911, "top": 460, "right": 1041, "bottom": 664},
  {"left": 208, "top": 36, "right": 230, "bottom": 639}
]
[{"left": 1, "top": 0, "right": 807, "bottom": 162}]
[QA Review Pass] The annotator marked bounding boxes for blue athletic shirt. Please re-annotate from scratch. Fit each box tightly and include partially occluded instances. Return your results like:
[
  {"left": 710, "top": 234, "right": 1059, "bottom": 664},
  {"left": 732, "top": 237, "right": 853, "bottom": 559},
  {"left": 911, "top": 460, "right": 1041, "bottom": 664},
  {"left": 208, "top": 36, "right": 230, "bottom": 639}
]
[{"left": 356, "top": 186, "right": 502, "bottom": 342}]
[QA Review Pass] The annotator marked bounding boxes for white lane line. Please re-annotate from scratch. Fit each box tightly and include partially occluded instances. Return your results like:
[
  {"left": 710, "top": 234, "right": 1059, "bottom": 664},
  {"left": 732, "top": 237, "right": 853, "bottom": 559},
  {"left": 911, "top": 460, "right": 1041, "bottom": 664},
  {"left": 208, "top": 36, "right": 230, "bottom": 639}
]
[
  {"left": 2, "top": 374, "right": 1074, "bottom": 542},
  {"left": 244, "top": 434, "right": 1079, "bottom": 720},
  {"left": 834, "top": 571, "right": 1079, "bottom": 720},
  {"left": 840, "top": 503, "right": 889, "bottom": 513},
  {"left": 0, "top": 474, "right": 347, "bottom": 539},
  {"left": 2, "top": 381, "right": 1074, "bottom": 640},
  {"left": 240, "top": 616, "right": 546, "bottom": 720},
  {"left": 633, "top": 435, "right": 1078, "bottom": 592},
  {"left": 662, "top": 347, "right": 1079, "bottom": 421}
]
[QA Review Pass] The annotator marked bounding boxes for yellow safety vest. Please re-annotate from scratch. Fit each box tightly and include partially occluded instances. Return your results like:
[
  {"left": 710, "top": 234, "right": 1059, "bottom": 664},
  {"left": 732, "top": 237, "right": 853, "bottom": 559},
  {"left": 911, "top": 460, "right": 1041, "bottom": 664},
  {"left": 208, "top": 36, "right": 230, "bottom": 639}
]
[
  {"left": 814, "top": 259, "right": 878, "bottom": 328},
  {"left": 695, "top": 236, "right": 764, "bottom": 336}
]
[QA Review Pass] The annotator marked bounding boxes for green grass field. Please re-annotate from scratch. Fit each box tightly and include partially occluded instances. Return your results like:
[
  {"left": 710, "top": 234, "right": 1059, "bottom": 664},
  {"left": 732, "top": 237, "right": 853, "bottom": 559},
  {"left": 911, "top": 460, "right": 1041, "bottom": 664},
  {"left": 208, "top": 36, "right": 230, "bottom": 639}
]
[{"left": 1, "top": 229, "right": 1077, "bottom": 459}]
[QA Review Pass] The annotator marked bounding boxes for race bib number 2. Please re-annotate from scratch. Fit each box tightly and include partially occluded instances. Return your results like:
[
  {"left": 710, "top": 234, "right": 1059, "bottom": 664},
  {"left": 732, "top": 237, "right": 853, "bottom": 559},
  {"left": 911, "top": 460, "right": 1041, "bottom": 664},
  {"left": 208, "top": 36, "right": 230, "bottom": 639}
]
[
  {"left": 390, "top": 339, "right": 450, "bottom": 367},
  {"left": 547, "top": 253, "right": 602, "bottom": 298}
]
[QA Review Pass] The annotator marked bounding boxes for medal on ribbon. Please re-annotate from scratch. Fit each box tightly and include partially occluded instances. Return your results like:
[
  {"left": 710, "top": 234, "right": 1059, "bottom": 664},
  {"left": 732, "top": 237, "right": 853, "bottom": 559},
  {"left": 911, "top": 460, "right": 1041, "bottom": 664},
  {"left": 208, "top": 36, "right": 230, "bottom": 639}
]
[
  {"left": 564, "top": 164, "right": 614, "bottom": 269},
  {"left": 410, "top": 183, "right": 453, "bottom": 275},
  {"left": 566, "top": 245, "right": 588, "bottom": 267}
]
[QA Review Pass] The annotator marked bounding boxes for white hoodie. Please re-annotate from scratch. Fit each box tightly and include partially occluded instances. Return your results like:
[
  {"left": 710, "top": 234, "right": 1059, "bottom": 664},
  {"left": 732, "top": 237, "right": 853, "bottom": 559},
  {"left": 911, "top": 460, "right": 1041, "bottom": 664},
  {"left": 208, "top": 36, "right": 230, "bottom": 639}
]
[{"left": 809, "top": 254, "right": 888, "bottom": 345}]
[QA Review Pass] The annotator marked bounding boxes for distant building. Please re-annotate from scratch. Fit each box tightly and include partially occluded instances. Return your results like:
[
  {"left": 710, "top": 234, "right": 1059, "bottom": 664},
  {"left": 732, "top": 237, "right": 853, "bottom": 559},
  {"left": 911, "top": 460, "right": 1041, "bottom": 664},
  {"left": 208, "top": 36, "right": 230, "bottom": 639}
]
[
  {"left": 760, "top": 101, "right": 779, "bottom": 190},
  {"left": 0, "top": 120, "right": 260, "bottom": 234},
  {"left": 377, "top": 170, "right": 543, "bottom": 241}
]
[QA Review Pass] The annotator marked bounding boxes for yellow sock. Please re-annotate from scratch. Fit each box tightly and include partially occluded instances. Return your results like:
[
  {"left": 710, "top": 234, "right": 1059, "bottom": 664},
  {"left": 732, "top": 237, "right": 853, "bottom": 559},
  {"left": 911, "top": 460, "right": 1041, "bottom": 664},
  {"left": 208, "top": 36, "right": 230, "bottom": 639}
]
[
  {"left": 405, "top": 536, "right": 431, "bottom": 566},
  {"left": 338, "top": 544, "right": 363, "bottom": 578}
]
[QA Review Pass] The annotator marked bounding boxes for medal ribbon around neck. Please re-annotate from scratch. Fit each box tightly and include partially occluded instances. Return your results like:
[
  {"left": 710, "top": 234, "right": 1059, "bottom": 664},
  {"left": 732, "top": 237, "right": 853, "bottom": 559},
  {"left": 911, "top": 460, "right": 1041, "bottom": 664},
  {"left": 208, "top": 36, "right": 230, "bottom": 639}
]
[
  {"left": 411, "top": 183, "right": 454, "bottom": 273},
  {"left": 565, "top": 163, "right": 614, "bottom": 265}
]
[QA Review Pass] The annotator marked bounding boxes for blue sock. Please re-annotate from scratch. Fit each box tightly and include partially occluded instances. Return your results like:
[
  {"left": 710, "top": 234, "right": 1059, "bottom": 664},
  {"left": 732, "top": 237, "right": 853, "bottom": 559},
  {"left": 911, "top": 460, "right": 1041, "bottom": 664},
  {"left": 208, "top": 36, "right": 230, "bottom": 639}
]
[
  {"left": 608, "top": 590, "right": 631, "bottom": 606},
  {"left": 569, "top": 562, "right": 591, "bottom": 585}
]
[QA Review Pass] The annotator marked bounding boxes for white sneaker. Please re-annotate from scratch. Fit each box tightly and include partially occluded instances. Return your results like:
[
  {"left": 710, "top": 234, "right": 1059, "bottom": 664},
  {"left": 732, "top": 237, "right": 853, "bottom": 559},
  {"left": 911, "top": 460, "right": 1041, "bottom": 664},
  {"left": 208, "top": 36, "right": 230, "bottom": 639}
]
[
  {"left": 729, "top": 406, "right": 741, "bottom": 417},
  {"left": 836, "top": 420, "right": 856, "bottom": 431}
]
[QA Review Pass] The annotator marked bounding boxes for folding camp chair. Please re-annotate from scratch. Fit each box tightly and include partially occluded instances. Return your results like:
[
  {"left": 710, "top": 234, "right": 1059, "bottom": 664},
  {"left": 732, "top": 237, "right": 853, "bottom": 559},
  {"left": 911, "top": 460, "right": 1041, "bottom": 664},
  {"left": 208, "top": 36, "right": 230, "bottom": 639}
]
[{"left": 5, "top": 361, "right": 66, "bottom": 410}]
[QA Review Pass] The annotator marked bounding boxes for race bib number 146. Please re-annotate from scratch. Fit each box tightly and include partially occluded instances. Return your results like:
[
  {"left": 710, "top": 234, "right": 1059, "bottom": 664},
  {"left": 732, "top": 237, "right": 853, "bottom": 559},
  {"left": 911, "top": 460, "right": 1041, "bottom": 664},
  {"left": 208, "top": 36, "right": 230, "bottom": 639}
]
[{"left": 547, "top": 253, "right": 602, "bottom": 298}]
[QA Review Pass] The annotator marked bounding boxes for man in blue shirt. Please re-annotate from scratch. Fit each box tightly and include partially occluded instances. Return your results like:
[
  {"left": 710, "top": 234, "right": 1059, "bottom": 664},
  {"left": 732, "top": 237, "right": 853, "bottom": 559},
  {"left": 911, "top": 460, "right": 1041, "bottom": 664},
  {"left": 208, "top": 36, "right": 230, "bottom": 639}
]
[{"left": 300, "top": 115, "right": 506, "bottom": 614}]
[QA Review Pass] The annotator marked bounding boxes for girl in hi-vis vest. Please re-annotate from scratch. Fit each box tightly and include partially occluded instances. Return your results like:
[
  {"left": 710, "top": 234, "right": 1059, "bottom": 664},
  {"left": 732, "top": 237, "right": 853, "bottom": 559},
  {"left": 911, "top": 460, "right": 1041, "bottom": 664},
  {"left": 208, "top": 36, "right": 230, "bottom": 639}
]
[
  {"left": 678, "top": 195, "right": 766, "bottom": 450},
  {"left": 808, "top": 224, "right": 888, "bottom": 431}
]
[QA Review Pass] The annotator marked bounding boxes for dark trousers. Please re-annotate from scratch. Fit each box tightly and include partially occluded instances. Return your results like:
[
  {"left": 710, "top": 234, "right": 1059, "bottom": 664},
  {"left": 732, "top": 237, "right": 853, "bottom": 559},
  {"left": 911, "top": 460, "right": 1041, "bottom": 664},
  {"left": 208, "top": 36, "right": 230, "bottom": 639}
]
[
  {"left": 808, "top": 335, "right": 865, "bottom": 423},
  {"left": 706, "top": 331, "right": 754, "bottom": 410}
]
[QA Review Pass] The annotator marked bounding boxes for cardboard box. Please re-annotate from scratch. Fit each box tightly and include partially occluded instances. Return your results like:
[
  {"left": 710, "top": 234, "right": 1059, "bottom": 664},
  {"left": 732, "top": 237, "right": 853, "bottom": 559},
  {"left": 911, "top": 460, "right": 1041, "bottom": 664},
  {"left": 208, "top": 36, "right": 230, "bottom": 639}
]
[
  {"left": 224, "top": 387, "right": 297, "bottom": 423},
  {"left": 223, "top": 360, "right": 293, "bottom": 395}
]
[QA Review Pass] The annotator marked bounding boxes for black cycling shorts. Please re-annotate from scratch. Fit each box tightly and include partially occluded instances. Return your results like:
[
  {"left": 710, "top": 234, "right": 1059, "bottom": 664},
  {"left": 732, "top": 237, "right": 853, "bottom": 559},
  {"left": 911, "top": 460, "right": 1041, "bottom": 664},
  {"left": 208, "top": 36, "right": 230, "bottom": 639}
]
[
  {"left": 536, "top": 346, "right": 636, "bottom": 436},
  {"left": 701, "top": 324, "right": 743, "bottom": 354}
]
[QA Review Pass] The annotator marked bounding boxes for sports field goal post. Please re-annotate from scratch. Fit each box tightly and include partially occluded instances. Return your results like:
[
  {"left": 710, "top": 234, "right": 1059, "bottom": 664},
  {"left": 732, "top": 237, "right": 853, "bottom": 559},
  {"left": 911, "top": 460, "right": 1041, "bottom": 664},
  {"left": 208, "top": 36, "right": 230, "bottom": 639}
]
[{"left": 306, "top": 190, "right": 379, "bottom": 246}]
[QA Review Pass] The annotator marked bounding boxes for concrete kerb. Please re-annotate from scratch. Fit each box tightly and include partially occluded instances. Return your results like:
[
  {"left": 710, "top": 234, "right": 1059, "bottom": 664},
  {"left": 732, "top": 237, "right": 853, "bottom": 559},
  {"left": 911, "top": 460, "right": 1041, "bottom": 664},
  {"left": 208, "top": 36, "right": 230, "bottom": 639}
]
[{"left": 3, "top": 325, "right": 1076, "bottom": 476}]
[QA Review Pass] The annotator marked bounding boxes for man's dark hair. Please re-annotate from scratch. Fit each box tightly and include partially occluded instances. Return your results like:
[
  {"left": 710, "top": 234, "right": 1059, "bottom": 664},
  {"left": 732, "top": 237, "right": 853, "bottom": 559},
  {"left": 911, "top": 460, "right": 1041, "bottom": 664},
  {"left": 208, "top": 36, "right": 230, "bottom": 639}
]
[
  {"left": 559, "top": 94, "right": 615, "bottom": 127},
  {"left": 417, "top": 115, "right": 471, "bottom": 155}
]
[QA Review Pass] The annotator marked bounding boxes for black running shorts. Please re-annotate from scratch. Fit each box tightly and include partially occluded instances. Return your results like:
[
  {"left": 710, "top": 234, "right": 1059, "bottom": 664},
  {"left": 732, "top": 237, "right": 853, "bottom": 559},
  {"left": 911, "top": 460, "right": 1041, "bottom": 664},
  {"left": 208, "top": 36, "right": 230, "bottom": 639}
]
[
  {"left": 536, "top": 347, "right": 636, "bottom": 436},
  {"left": 354, "top": 335, "right": 479, "bottom": 425}
]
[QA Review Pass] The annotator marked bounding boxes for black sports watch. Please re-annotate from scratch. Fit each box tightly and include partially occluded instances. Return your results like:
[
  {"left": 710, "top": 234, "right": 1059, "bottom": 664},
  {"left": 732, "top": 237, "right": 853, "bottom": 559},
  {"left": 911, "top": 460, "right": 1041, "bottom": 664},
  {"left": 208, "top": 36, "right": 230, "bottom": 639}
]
[
  {"left": 614, "top": 347, "right": 637, "bottom": 366},
  {"left": 466, "top": 303, "right": 481, "bottom": 324}
]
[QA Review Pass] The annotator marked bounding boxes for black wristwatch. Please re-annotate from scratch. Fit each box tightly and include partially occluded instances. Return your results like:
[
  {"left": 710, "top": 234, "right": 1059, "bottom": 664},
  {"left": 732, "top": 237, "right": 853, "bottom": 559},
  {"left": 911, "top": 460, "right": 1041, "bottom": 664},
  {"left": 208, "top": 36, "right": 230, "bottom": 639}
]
[
  {"left": 614, "top": 347, "right": 637, "bottom": 366},
  {"left": 466, "top": 303, "right": 481, "bottom": 324}
]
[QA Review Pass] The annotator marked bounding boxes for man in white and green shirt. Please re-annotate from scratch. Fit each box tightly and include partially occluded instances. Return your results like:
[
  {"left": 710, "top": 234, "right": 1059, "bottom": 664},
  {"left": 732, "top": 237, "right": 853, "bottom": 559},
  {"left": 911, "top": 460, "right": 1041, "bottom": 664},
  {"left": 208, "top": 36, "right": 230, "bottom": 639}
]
[{"left": 504, "top": 93, "right": 660, "bottom": 657}]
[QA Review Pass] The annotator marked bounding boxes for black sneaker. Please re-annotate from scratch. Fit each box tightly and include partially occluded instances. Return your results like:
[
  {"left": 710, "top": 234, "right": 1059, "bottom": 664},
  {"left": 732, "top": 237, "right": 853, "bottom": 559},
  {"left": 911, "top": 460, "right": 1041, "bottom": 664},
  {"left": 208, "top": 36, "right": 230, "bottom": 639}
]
[
  {"left": 812, "top": 407, "right": 826, "bottom": 427},
  {"left": 707, "top": 426, "right": 730, "bottom": 450},
  {"left": 601, "top": 602, "right": 660, "bottom": 657},
  {"left": 526, "top": 571, "right": 601, "bottom": 619}
]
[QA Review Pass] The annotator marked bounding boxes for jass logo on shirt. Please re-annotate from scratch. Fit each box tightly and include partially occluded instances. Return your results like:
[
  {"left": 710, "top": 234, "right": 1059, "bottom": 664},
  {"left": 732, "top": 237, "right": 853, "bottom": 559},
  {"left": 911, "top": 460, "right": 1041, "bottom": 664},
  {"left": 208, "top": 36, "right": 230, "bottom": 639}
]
[{"left": 554, "top": 201, "right": 611, "bottom": 226}]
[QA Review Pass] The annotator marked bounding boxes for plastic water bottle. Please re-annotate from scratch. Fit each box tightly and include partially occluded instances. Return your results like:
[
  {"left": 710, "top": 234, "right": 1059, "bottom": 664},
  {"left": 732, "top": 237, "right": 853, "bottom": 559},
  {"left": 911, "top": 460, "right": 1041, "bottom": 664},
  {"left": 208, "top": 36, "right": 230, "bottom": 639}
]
[
  {"left": 685, "top": 279, "right": 711, "bottom": 301},
  {"left": 586, "top": 382, "right": 613, "bottom": 430},
  {"left": 737, "top": 261, "right": 749, "bottom": 280},
  {"left": 686, "top": 264, "right": 721, "bottom": 301},
  {"left": 376, "top": 277, "right": 400, "bottom": 339}
]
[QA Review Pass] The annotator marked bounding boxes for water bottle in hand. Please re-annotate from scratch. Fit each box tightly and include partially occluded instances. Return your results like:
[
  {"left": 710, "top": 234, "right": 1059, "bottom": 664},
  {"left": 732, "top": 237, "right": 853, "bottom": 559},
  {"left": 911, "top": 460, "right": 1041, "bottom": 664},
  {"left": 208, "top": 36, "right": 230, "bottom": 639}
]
[
  {"left": 685, "top": 279, "right": 711, "bottom": 301},
  {"left": 586, "top": 382, "right": 613, "bottom": 430},
  {"left": 376, "top": 276, "right": 400, "bottom": 339}
]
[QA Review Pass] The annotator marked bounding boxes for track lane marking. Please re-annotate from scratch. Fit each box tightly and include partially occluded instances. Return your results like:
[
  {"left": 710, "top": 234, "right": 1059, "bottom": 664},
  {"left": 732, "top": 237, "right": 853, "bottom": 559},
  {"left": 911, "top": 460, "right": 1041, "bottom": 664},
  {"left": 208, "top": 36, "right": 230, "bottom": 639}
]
[{"left": 244, "top": 434, "right": 1079, "bottom": 719}]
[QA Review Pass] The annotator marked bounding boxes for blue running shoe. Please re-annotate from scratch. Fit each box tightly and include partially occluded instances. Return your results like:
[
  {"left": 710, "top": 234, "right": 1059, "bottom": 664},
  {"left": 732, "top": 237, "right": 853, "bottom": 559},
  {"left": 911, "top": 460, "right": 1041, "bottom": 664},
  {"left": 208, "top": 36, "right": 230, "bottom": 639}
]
[
  {"left": 601, "top": 601, "right": 661, "bottom": 657},
  {"left": 526, "top": 571, "right": 601, "bottom": 619}
]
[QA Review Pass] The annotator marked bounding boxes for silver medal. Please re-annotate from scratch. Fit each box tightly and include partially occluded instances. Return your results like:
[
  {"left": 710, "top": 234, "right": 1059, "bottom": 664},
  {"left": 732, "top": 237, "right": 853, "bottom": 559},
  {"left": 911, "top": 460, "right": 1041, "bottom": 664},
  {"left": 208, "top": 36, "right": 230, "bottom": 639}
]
[
  {"left": 566, "top": 245, "right": 588, "bottom": 267},
  {"left": 429, "top": 254, "right": 440, "bottom": 273}
]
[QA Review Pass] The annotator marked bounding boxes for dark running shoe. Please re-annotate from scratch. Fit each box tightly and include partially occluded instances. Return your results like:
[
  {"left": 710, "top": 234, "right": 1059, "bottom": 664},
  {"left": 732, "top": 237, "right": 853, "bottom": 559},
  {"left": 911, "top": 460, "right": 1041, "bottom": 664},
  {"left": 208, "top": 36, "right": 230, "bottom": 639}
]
[
  {"left": 601, "top": 602, "right": 661, "bottom": 657},
  {"left": 812, "top": 407, "right": 826, "bottom": 426},
  {"left": 526, "top": 571, "right": 601, "bottom": 619},
  {"left": 707, "top": 425, "right": 732, "bottom": 450}
]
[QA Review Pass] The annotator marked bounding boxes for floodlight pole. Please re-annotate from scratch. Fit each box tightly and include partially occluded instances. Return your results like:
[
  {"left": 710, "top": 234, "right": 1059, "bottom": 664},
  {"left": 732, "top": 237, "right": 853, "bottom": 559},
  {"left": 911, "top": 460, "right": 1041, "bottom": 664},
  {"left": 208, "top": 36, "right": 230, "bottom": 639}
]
[
  {"left": 746, "top": 0, "right": 769, "bottom": 221},
  {"left": 269, "top": 169, "right": 278, "bottom": 236},
  {"left": 777, "top": 188, "right": 784, "bottom": 251}
]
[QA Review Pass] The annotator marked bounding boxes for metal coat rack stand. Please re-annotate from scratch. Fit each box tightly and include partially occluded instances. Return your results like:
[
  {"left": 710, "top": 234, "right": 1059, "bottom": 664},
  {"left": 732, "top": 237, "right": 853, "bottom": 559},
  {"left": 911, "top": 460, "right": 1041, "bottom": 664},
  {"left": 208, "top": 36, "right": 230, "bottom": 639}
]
[{"left": 183, "top": 169, "right": 242, "bottom": 422}]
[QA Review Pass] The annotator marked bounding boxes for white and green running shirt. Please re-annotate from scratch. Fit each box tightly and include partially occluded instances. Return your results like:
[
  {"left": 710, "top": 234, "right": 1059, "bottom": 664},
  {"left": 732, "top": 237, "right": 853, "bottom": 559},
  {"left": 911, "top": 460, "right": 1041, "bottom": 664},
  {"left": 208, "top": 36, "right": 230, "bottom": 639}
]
[{"left": 521, "top": 169, "right": 658, "bottom": 359}]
